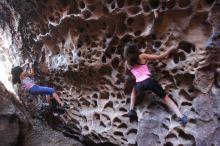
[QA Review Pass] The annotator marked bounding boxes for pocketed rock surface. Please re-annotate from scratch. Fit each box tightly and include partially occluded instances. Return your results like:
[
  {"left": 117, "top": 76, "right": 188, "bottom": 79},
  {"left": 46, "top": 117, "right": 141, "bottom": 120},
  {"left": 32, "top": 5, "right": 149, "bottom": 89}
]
[{"left": 0, "top": 0, "right": 220, "bottom": 146}]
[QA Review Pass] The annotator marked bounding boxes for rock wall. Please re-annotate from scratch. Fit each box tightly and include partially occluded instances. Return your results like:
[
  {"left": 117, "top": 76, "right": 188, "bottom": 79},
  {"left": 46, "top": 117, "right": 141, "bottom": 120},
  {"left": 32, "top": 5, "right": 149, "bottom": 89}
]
[
  {"left": 0, "top": 0, "right": 220, "bottom": 146},
  {"left": 0, "top": 82, "right": 27, "bottom": 146}
]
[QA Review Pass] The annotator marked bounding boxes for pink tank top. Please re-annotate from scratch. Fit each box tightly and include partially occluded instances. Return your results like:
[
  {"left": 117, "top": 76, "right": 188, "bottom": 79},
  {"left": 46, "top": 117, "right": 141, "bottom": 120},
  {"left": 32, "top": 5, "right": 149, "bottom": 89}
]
[
  {"left": 21, "top": 77, "right": 35, "bottom": 90},
  {"left": 131, "top": 64, "right": 151, "bottom": 82}
]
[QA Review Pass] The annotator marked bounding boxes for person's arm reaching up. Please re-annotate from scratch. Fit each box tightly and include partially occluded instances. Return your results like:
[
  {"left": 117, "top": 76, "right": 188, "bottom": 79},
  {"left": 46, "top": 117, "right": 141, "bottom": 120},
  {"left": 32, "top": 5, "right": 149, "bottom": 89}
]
[
  {"left": 24, "top": 63, "right": 35, "bottom": 77},
  {"left": 21, "top": 60, "right": 29, "bottom": 68},
  {"left": 140, "top": 47, "right": 177, "bottom": 61}
]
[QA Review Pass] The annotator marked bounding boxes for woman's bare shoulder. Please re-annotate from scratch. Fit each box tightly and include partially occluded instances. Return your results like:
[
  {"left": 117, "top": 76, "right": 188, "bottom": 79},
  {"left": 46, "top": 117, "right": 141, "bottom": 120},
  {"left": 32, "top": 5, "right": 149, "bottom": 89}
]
[
  {"left": 138, "top": 53, "right": 148, "bottom": 63},
  {"left": 19, "top": 71, "right": 28, "bottom": 80}
]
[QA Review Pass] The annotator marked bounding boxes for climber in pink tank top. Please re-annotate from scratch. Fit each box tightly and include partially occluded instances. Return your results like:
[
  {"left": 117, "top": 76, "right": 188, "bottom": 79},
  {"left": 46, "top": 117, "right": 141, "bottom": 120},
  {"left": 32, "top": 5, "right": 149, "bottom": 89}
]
[
  {"left": 124, "top": 43, "right": 188, "bottom": 125},
  {"left": 130, "top": 64, "right": 151, "bottom": 82}
]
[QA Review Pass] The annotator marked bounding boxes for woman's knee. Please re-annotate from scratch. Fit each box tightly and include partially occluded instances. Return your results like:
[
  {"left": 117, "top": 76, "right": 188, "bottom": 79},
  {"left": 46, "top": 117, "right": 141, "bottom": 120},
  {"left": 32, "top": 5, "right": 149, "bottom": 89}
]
[
  {"left": 163, "top": 95, "right": 169, "bottom": 101},
  {"left": 49, "top": 88, "right": 56, "bottom": 94},
  {"left": 39, "top": 86, "right": 56, "bottom": 95},
  {"left": 52, "top": 88, "right": 56, "bottom": 92}
]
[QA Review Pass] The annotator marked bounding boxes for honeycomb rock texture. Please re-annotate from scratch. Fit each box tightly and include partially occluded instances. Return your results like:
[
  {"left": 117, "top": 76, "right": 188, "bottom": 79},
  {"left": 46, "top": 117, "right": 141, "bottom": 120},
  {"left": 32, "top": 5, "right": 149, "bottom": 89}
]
[{"left": 1, "top": 0, "right": 220, "bottom": 145}]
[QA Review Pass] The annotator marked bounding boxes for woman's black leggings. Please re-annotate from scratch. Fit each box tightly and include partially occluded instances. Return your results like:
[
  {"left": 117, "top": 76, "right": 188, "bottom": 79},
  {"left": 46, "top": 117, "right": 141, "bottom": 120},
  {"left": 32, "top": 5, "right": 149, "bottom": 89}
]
[{"left": 134, "top": 77, "right": 166, "bottom": 99}]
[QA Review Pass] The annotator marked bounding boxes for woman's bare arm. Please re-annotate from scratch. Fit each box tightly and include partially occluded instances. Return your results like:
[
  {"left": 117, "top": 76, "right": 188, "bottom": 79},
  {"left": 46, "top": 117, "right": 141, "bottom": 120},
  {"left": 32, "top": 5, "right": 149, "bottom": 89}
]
[
  {"left": 23, "top": 63, "right": 35, "bottom": 77},
  {"left": 27, "top": 63, "right": 35, "bottom": 77},
  {"left": 19, "top": 68, "right": 35, "bottom": 80},
  {"left": 140, "top": 47, "right": 177, "bottom": 61},
  {"left": 21, "top": 61, "right": 29, "bottom": 68}
]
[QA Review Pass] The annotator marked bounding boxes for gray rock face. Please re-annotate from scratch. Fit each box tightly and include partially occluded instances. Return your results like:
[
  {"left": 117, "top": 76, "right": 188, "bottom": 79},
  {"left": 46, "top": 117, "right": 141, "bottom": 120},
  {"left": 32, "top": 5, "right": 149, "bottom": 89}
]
[
  {"left": 0, "top": 82, "right": 25, "bottom": 146},
  {"left": 0, "top": 0, "right": 220, "bottom": 146}
]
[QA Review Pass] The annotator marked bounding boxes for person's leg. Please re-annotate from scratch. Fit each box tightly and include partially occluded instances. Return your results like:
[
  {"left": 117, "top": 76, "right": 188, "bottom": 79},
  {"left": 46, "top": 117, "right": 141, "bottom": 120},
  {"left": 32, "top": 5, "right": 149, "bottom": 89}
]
[
  {"left": 53, "top": 93, "right": 70, "bottom": 109},
  {"left": 46, "top": 95, "right": 52, "bottom": 105},
  {"left": 147, "top": 78, "right": 184, "bottom": 118},
  {"left": 147, "top": 78, "right": 188, "bottom": 125},
  {"left": 130, "top": 88, "right": 137, "bottom": 110},
  {"left": 163, "top": 95, "right": 182, "bottom": 118},
  {"left": 163, "top": 95, "right": 187, "bottom": 125},
  {"left": 52, "top": 92, "right": 64, "bottom": 106},
  {"left": 30, "top": 85, "right": 64, "bottom": 106},
  {"left": 128, "top": 84, "right": 142, "bottom": 118}
]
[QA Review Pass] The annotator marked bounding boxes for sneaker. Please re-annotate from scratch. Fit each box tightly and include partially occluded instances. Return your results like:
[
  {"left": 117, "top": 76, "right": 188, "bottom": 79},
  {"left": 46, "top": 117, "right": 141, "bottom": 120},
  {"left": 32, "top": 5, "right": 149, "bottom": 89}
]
[
  {"left": 39, "top": 102, "right": 49, "bottom": 111},
  {"left": 54, "top": 107, "right": 65, "bottom": 115},
  {"left": 178, "top": 115, "right": 188, "bottom": 125},
  {"left": 53, "top": 112, "right": 59, "bottom": 117},
  {"left": 26, "top": 95, "right": 33, "bottom": 102},
  {"left": 62, "top": 102, "right": 70, "bottom": 109},
  {"left": 128, "top": 109, "right": 137, "bottom": 118}
]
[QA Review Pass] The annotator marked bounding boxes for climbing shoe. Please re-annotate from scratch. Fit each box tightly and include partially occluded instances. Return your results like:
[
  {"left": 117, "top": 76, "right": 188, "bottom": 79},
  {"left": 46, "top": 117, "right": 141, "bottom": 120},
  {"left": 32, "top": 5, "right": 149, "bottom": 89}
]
[
  {"left": 178, "top": 114, "right": 188, "bottom": 126},
  {"left": 26, "top": 95, "right": 33, "bottom": 102},
  {"left": 52, "top": 112, "right": 59, "bottom": 117},
  {"left": 128, "top": 109, "right": 137, "bottom": 118},
  {"left": 62, "top": 102, "right": 70, "bottom": 109},
  {"left": 53, "top": 107, "right": 65, "bottom": 115}
]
